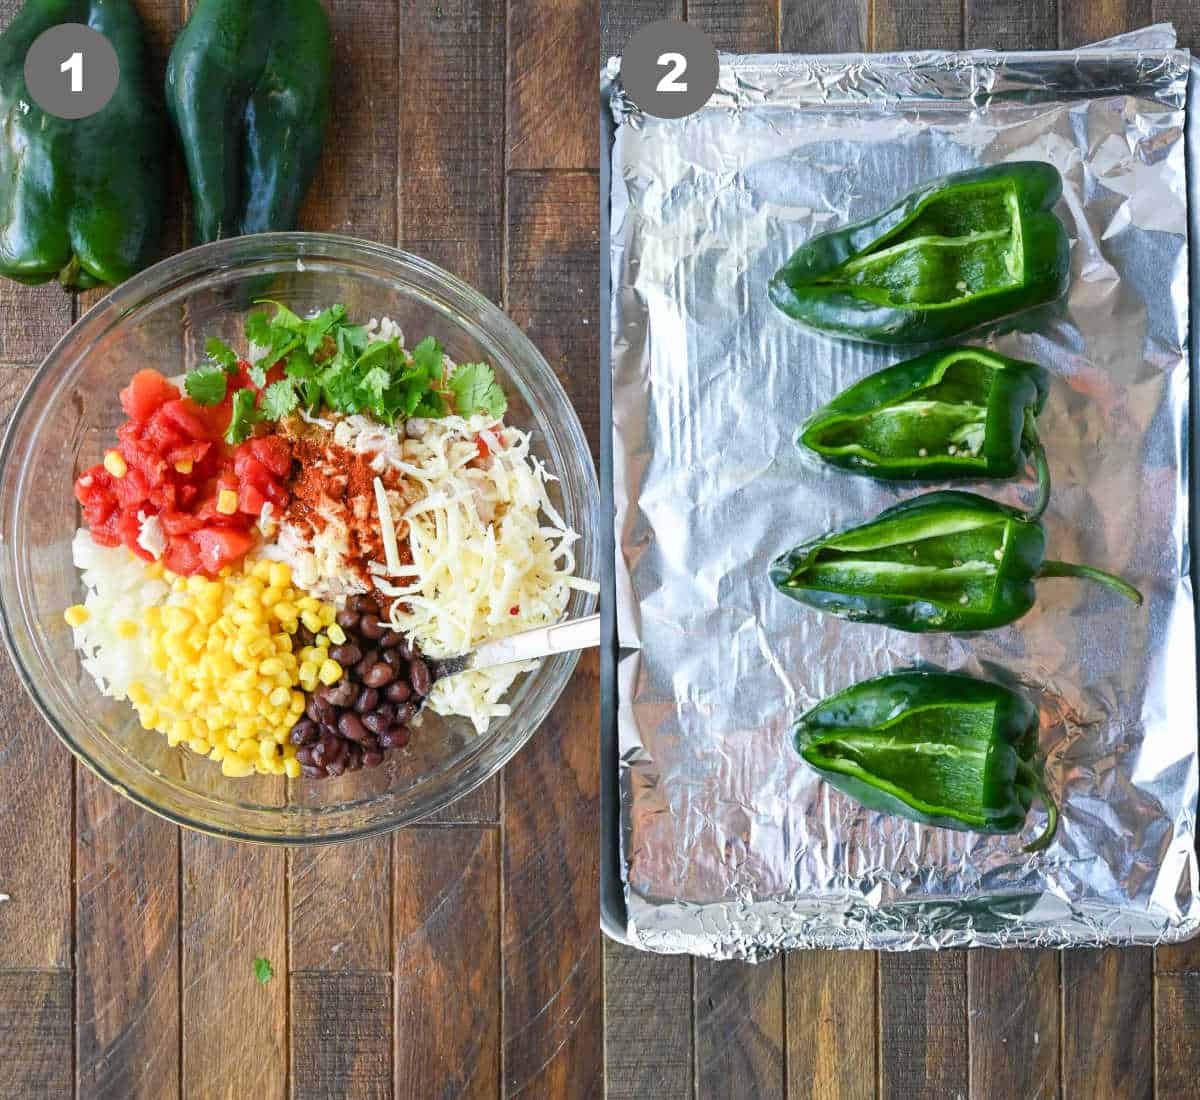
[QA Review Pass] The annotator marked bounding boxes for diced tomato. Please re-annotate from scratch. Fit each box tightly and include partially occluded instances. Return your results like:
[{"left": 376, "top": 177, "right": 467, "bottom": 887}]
[
  {"left": 159, "top": 398, "right": 215, "bottom": 442},
  {"left": 119, "top": 370, "right": 179, "bottom": 423},
  {"left": 163, "top": 536, "right": 201, "bottom": 576},
  {"left": 165, "top": 441, "right": 210, "bottom": 467},
  {"left": 238, "top": 481, "right": 268, "bottom": 517},
  {"left": 194, "top": 527, "right": 256, "bottom": 575},
  {"left": 82, "top": 494, "right": 117, "bottom": 529},
  {"left": 112, "top": 466, "right": 151, "bottom": 509},
  {"left": 91, "top": 510, "right": 123, "bottom": 547},
  {"left": 261, "top": 477, "right": 288, "bottom": 506},
  {"left": 177, "top": 483, "right": 200, "bottom": 508},
  {"left": 475, "top": 433, "right": 491, "bottom": 461},
  {"left": 246, "top": 435, "right": 291, "bottom": 478},
  {"left": 233, "top": 451, "right": 271, "bottom": 486},
  {"left": 143, "top": 409, "right": 188, "bottom": 454}
]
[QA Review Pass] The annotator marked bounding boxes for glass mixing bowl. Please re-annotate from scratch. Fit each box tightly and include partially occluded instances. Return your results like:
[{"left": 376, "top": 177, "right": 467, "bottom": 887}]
[{"left": 0, "top": 233, "right": 598, "bottom": 842}]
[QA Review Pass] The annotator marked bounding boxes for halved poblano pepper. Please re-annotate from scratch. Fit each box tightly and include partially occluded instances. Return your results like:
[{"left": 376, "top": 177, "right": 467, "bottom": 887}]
[
  {"left": 769, "top": 162, "right": 1070, "bottom": 344},
  {"left": 794, "top": 670, "right": 1057, "bottom": 852},
  {"left": 770, "top": 490, "right": 1141, "bottom": 633},
  {"left": 799, "top": 347, "right": 1051, "bottom": 518}
]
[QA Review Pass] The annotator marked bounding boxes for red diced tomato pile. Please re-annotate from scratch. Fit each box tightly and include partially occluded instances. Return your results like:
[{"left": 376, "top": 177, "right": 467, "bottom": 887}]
[{"left": 74, "top": 369, "right": 292, "bottom": 577}]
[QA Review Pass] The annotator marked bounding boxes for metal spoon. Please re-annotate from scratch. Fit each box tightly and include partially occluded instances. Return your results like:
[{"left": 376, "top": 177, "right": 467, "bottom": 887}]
[{"left": 427, "top": 614, "right": 601, "bottom": 683}]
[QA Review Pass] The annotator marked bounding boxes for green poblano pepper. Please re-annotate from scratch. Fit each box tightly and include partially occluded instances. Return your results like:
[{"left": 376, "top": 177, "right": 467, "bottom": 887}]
[
  {"left": 0, "top": 0, "right": 165, "bottom": 289},
  {"left": 799, "top": 346, "right": 1051, "bottom": 519},
  {"left": 770, "top": 490, "right": 1141, "bottom": 633},
  {"left": 769, "top": 163, "right": 1070, "bottom": 344},
  {"left": 794, "top": 670, "right": 1058, "bottom": 852},
  {"left": 165, "top": 0, "right": 332, "bottom": 243}
]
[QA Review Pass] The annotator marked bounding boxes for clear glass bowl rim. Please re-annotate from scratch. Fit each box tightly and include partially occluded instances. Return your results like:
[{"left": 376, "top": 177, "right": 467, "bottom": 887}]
[{"left": 0, "top": 232, "right": 599, "bottom": 845}]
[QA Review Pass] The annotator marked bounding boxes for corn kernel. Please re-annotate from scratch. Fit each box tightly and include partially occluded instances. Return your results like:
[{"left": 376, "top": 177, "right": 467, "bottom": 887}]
[
  {"left": 128, "top": 681, "right": 150, "bottom": 706},
  {"left": 103, "top": 449, "right": 127, "bottom": 478},
  {"left": 319, "top": 605, "right": 336, "bottom": 627},
  {"left": 64, "top": 604, "right": 90, "bottom": 628},
  {"left": 259, "top": 656, "right": 284, "bottom": 677},
  {"left": 268, "top": 563, "right": 291, "bottom": 589},
  {"left": 318, "top": 659, "right": 342, "bottom": 685},
  {"left": 316, "top": 635, "right": 330, "bottom": 649},
  {"left": 326, "top": 623, "right": 346, "bottom": 645},
  {"left": 174, "top": 458, "right": 194, "bottom": 474},
  {"left": 283, "top": 758, "right": 301, "bottom": 779},
  {"left": 216, "top": 489, "right": 238, "bottom": 515},
  {"left": 268, "top": 686, "right": 290, "bottom": 708},
  {"left": 145, "top": 561, "right": 165, "bottom": 580},
  {"left": 273, "top": 601, "right": 298, "bottom": 622},
  {"left": 221, "top": 755, "right": 254, "bottom": 778}
]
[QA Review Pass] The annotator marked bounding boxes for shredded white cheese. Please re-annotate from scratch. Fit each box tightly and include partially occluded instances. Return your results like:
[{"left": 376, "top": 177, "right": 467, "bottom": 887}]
[{"left": 374, "top": 476, "right": 403, "bottom": 575}]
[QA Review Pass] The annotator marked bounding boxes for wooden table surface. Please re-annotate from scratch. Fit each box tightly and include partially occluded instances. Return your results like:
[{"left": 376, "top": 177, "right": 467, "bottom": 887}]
[{"left": 601, "top": 3, "right": 1200, "bottom": 1100}]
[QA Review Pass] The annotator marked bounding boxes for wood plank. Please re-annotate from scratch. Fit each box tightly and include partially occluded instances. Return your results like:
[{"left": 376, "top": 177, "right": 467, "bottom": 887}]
[
  {"left": 873, "top": 0, "right": 962, "bottom": 50},
  {"left": 780, "top": 0, "right": 867, "bottom": 53},
  {"left": 1060, "top": 0, "right": 1151, "bottom": 46},
  {"left": 0, "top": 970, "right": 72, "bottom": 1099},
  {"left": 74, "top": 773, "right": 180, "bottom": 1100},
  {"left": 1062, "top": 948, "right": 1152, "bottom": 1100},
  {"left": 424, "top": 781, "right": 500, "bottom": 825},
  {"left": 290, "top": 972, "right": 392, "bottom": 1100},
  {"left": 181, "top": 835, "right": 287, "bottom": 1100},
  {"left": 501, "top": 653, "right": 601, "bottom": 1099},
  {"left": 398, "top": 0, "right": 504, "bottom": 299},
  {"left": 879, "top": 953, "right": 967, "bottom": 1100},
  {"left": 394, "top": 827, "right": 499, "bottom": 1100},
  {"left": 604, "top": 940, "right": 692, "bottom": 1100},
  {"left": 695, "top": 957, "right": 785, "bottom": 1100},
  {"left": 1153, "top": 0, "right": 1200, "bottom": 51},
  {"left": 299, "top": 0, "right": 399, "bottom": 240},
  {"left": 688, "top": 0, "right": 777, "bottom": 52},
  {"left": 289, "top": 837, "right": 391, "bottom": 972},
  {"left": 964, "top": 0, "right": 1057, "bottom": 51},
  {"left": 786, "top": 950, "right": 875, "bottom": 1100},
  {"left": 505, "top": 173, "right": 601, "bottom": 457},
  {"left": 967, "top": 950, "right": 1059, "bottom": 1099},
  {"left": 507, "top": 0, "right": 599, "bottom": 171},
  {"left": 1155, "top": 938, "right": 1200, "bottom": 1099},
  {"left": 0, "top": 285, "right": 73, "bottom": 366},
  {"left": 601, "top": 0, "right": 683, "bottom": 59}
]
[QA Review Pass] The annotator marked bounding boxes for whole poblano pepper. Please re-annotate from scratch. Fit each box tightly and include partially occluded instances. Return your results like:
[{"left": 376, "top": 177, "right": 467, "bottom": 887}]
[
  {"left": 0, "top": 0, "right": 165, "bottom": 288},
  {"left": 770, "top": 490, "right": 1141, "bottom": 632},
  {"left": 165, "top": 0, "right": 332, "bottom": 242},
  {"left": 769, "top": 162, "right": 1069, "bottom": 344},
  {"left": 799, "top": 346, "right": 1051, "bottom": 518},
  {"left": 794, "top": 670, "right": 1057, "bottom": 852}
]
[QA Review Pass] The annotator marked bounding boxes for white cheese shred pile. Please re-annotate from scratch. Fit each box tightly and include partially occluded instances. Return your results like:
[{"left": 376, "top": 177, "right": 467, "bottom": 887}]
[{"left": 341, "top": 413, "right": 597, "bottom": 734}]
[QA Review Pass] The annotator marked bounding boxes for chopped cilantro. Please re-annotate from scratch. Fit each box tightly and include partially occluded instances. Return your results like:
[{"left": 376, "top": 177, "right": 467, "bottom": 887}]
[
  {"left": 185, "top": 366, "right": 229, "bottom": 407},
  {"left": 261, "top": 379, "right": 299, "bottom": 420},
  {"left": 253, "top": 957, "right": 273, "bottom": 985},
  {"left": 449, "top": 362, "right": 507, "bottom": 419},
  {"left": 224, "top": 388, "right": 259, "bottom": 445},
  {"left": 205, "top": 337, "right": 240, "bottom": 374}
]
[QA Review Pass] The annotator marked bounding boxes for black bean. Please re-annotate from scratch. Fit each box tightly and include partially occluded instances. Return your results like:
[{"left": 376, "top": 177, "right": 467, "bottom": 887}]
[
  {"left": 392, "top": 702, "right": 418, "bottom": 725},
  {"left": 325, "top": 757, "right": 346, "bottom": 777},
  {"left": 289, "top": 719, "right": 317, "bottom": 746},
  {"left": 399, "top": 637, "right": 416, "bottom": 661},
  {"left": 387, "top": 725, "right": 411, "bottom": 749},
  {"left": 381, "top": 648, "right": 403, "bottom": 670},
  {"left": 354, "top": 649, "right": 378, "bottom": 677},
  {"left": 326, "top": 680, "right": 357, "bottom": 708},
  {"left": 363, "top": 661, "right": 394, "bottom": 688},
  {"left": 305, "top": 696, "right": 325, "bottom": 724},
  {"left": 409, "top": 658, "right": 432, "bottom": 696},
  {"left": 354, "top": 687, "right": 379, "bottom": 713},
  {"left": 385, "top": 681, "right": 411, "bottom": 704},
  {"left": 359, "top": 613, "right": 385, "bottom": 639},
  {"left": 362, "top": 750, "right": 384, "bottom": 768},
  {"left": 329, "top": 643, "right": 362, "bottom": 666},
  {"left": 363, "top": 711, "right": 391, "bottom": 735},
  {"left": 377, "top": 729, "right": 398, "bottom": 749},
  {"left": 301, "top": 764, "right": 326, "bottom": 779},
  {"left": 360, "top": 734, "right": 380, "bottom": 753},
  {"left": 346, "top": 594, "right": 372, "bottom": 613},
  {"left": 337, "top": 712, "right": 367, "bottom": 742},
  {"left": 309, "top": 740, "right": 326, "bottom": 764},
  {"left": 336, "top": 607, "right": 361, "bottom": 631},
  {"left": 296, "top": 745, "right": 315, "bottom": 766},
  {"left": 295, "top": 624, "right": 316, "bottom": 647},
  {"left": 380, "top": 629, "right": 403, "bottom": 649}
]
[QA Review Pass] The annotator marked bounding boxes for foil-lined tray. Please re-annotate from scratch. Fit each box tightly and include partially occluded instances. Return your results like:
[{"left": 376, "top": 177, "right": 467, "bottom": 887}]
[{"left": 600, "top": 27, "right": 1200, "bottom": 958}]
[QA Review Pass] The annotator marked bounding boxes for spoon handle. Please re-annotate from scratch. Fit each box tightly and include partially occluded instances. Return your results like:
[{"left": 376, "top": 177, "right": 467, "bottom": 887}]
[{"left": 438, "top": 614, "right": 601, "bottom": 679}]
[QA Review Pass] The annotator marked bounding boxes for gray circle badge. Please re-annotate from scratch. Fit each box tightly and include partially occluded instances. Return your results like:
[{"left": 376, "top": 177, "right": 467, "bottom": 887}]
[
  {"left": 23, "top": 23, "right": 120, "bottom": 120},
  {"left": 620, "top": 20, "right": 719, "bottom": 120}
]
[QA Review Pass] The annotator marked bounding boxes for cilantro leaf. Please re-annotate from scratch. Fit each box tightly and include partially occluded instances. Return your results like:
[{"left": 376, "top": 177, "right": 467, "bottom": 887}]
[
  {"left": 253, "top": 299, "right": 305, "bottom": 332},
  {"left": 261, "top": 379, "right": 299, "bottom": 420},
  {"left": 413, "top": 390, "right": 449, "bottom": 418},
  {"left": 205, "top": 337, "right": 240, "bottom": 374},
  {"left": 246, "top": 362, "right": 268, "bottom": 389},
  {"left": 244, "top": 311, "right": 274, "bottom": 348},
  {"left": 449, "top": 362, "right": 507, "bottom": 419},
  {"left": 224, "top": 388, "right": 259, "bottom": 445},
  {"left": 253, "top": 957, "right": 273, "bottom": 985},
  {"left": 185, "top": 366, "right": 229, "bottom": 407}
]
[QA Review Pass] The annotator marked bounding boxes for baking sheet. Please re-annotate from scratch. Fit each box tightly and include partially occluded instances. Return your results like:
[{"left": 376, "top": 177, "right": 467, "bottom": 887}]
[{"left": 604, "top": 28, "right": 1199, "bottom": 957}]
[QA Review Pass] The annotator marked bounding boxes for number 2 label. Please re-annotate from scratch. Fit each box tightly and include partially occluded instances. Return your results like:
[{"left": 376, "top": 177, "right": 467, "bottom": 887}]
[
  {"left": 656, "top": 52, "right": 687, "bottom": 93},
  {"left": 60, "top": 50, "right": 83, "bottom": 93}
]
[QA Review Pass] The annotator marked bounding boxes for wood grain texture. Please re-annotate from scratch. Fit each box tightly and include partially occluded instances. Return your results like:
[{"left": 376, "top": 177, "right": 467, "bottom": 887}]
[
  {"left": 879, "top": 953, "right": 967, "bottom": 1099},
  {"left": 181, "top": 835, "right": 287, "bottom": 1100},
  {"left": 968, "top": 950, "right": 1059, "bottom": 1100},
  {"left": 604, "top": 940, "right": 692, "bottom": 1100},
  {"left": 501, "top": 654, "right": 601, "bottom": 1100},
  {"left": 1155, "top": 938, "right": 1200, "bottom": 1099},
  {"left": 1153, "top": 0, "right": 1200, "bottom": 50},
  {"left": 505, "top": 173, "right": 601, "bottom": 457},
  {"left": 74, "top": 772, "right": 179, "bottom": 1100},
  {"left": 394, "top": 827, "right": 499, "bottom": 1100},
  {"left": 299, "top": 0, "right": 399, "bottom": 240},
  {"left": 689, "top": 0, "right": 778, "bottom": 52},
  {"left": 600, "top": 0, "right": 682, "bottom": 58},
  {"left": 695, "top": 957, "right": 785, "bottom": 1100},
  {"left": 424, "top": 781, "right": 501, "bottom": 825},
  {"left": 1062, "top": 948, "right": 1152, "bottom": 1100},
  {"left": 291, "top": 972, "right": 392, "bottom": 1100},
  {"left": 780, "top": 0, "right": 867, "bottom": 53},
  {"left": 0, "top": 970, "right": 72, "bottom": 1100},
  {"left": 786, "top": 951, "right": 875, "bottom": 1100},
  {"left": 289, "top": 838, "right": 391, "bottom": 972},
  {"left": 1060, "top": 0, "right": 1151, "bottom": 45},
  {"left": 508, "top": 0, "right": 599, "bottom": 171},
  {"left": 965, "top": 0, "right": 1057, "bottom": 51},
  {"left": 0, "top": 285, "right": 73, "bottom": 366},
  {"left": 873, "top": 0, "right": 962, "bottom": 50},
  {"left": 398, "top": 0, "right": 505, "bottom": 299}
]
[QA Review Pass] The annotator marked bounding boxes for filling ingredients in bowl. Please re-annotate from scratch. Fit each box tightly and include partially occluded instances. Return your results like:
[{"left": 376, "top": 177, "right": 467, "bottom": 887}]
[{"left": 65, "top": 303, "right": 596, "bottom": 778}]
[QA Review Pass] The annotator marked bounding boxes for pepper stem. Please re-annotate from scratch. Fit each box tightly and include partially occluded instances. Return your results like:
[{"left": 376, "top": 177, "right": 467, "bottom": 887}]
[
  {"left": 1020, "top": 764, "right": 1059, "bottom": 854},
  {"left": 1022, "top": 422, "right": 1051, "bottom": 522},
  {"left": 1037, "top": 560, "right": 1143, "bottom": 606}
]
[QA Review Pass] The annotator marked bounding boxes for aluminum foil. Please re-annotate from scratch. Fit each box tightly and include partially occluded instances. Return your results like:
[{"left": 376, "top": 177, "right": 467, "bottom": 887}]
[{"left": 605, "top": 28, "right": 1198, "bottom": 958}]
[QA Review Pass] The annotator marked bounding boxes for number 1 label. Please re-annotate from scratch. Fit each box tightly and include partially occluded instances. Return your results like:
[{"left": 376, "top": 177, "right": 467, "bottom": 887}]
[{"left": 60, "top": 50, "right": 83, "bottom": 93}]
